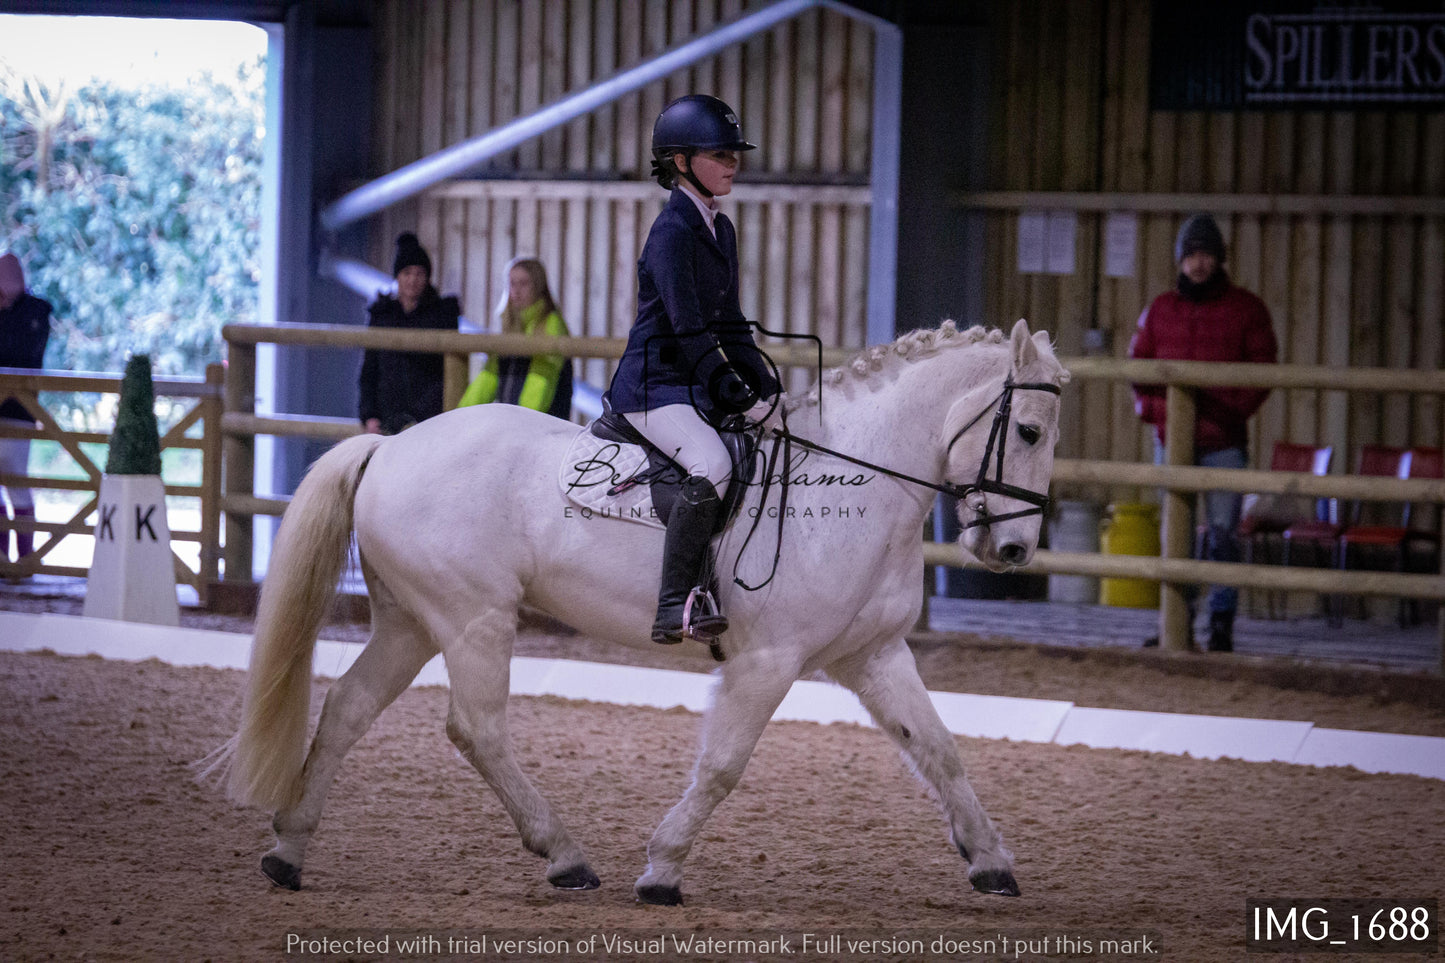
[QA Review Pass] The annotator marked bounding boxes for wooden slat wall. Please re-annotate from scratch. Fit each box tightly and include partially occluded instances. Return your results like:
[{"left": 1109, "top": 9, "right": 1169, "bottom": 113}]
[
  {"left": 368, "top": 0, "right": 875, "bottom": 389},
  {"left": 981, "top": 0, "right": 1445, "bottom": 486}
]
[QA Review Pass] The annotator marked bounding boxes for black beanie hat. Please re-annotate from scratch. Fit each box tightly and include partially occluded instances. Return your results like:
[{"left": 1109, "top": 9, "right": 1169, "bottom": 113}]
[
  {"left": 392, "top": 232, "right": 432, "bottom": 278},
  {"left": 1174, "top": 214, "right": 1226, "bottom": 264}
]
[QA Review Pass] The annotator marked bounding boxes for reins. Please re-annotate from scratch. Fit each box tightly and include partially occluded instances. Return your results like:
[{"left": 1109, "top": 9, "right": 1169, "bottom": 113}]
[{"left": 732, "top": 375, "right": 1061, "bottom": 591}]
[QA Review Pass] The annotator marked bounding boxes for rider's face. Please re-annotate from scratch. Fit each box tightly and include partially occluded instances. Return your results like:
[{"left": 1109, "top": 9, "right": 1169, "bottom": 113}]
[{"left": 678, "top": 149, "right": 740, "bottom": 197}]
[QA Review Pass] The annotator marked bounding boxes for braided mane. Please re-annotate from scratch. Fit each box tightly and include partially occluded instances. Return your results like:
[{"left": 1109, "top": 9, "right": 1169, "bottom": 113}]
[{"left": 786, "top": 320, "right": 1012, "bottom": 410}]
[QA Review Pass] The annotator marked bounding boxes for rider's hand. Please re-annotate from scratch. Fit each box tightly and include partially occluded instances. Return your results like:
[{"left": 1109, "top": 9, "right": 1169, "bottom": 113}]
[
  {"left": 715, "top": 368, "right": 759, "bottom": 413},
  {"left": 747, "top": 396, "right": 785, "bottom": 433}
]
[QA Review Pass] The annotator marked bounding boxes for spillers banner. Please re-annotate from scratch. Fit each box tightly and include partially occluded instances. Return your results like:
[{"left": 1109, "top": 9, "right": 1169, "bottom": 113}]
[{"left": 1151, "top": 1, "right": 1445, "bottom": 109}]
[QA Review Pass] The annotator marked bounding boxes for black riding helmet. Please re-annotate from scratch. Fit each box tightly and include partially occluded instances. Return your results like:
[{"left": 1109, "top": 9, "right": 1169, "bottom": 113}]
[{"left": 650, "top": 95, "right": 755, "bottom": 195}]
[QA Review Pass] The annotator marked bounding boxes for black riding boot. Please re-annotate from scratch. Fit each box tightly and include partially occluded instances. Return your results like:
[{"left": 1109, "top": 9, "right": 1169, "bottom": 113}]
[
  {"left": 651, "top": 475, "right": 728, "bottom": 644},
  {"left": 1207, "top": 611, "right": 1234, "bottom": 653}
]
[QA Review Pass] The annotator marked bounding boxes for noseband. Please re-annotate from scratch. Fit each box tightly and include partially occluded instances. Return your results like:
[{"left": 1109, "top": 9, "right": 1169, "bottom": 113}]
[
  {"left": 945, "top": 376, "right": 1063, "bottom": 529},
  {"left": 771, "top": 375, "right": 1062, "bottom": 530}
]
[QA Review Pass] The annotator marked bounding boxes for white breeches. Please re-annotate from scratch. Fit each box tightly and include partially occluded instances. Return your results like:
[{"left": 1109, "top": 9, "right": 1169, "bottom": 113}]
[
  {"left": 0, "top": 424, "right": 34, "bottom": 512},
  {"left": 623, "top": 405, "right": 732, "bottom": 498}
]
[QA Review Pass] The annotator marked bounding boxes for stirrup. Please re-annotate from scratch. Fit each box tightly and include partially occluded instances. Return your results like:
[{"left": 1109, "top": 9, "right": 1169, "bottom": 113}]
[
  {"left": 684, "top": 588, "right": 728, "bottom": 663},
  {"left": 683, "top": 587, "right": 728, "bottom": 638}
]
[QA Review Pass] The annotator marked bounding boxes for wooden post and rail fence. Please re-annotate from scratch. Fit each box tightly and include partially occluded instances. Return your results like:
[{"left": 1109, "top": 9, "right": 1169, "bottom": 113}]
[
  {"left": 4, "top": 327, "right": 1443, "bottom": 667},
  {"left": 0, "top": 364, "right": 224, "bottom": 601}
]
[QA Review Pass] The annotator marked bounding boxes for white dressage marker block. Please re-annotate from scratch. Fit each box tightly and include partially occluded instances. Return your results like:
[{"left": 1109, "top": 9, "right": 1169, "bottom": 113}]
[
  {"left": 82, "top": 475, "right": 179, "bottom": 626},
  {"left": 0, "top": 611, "right": 45, "bottom": 650},
  {"left": 536, "top": 659, "right": 716, "bottom": 713},
  {"left": 931, "top": 691, "right": 1075, "bottom": 744},
  {"left": 6, "top": 612, "right": 1445, "bottom": 781},
  {"left": 1295, "top": 728, "right": 1445, "bottom": 781},
  {"left": 15, "top": 613, "right": 249, "bottom": 668},
  {"left": 311, "top": 643, "right": 449, "bottom": 687},
  {"left": 1054, "top": 707, "right": 1314, "bottom": 763},
  {"left": 509, "top": 656, "right": 563, "bottom": 697},
  {"left": 774, "top": 680, "right": 875, "bottom": 727}
]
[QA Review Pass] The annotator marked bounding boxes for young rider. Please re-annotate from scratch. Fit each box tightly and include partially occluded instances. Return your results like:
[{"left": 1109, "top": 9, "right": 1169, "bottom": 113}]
[{"left": 607, "top": 94, "right": 780, "bottom": 645}]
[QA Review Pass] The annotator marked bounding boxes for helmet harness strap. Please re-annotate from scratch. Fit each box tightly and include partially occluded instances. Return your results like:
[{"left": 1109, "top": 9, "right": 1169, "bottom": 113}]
[{"left": 675, "top": 150, "right": 714, "bottom": 199}]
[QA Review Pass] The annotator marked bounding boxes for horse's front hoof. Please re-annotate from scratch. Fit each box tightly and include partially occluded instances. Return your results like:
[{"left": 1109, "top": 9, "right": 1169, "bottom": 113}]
[
  {"left": 261, "top": 854, "right": 301, "bottom": 891},
  {"left": 548, "top": 864, "right": 601, "bottom": 890},
  {"left": 970, "top": 869, "right": 1020, "bottom": 897},
  {"left": 635, "top": 883, "right": 684, "bottom": 906}
]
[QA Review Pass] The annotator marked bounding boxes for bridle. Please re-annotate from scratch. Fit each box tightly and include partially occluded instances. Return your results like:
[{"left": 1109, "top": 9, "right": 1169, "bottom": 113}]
[
  {"left": 732, "top": 374, "right": 1061, "bottom": 592},
  {"left": 773, "top": 375, "right": 1062, "bottom": 529}
]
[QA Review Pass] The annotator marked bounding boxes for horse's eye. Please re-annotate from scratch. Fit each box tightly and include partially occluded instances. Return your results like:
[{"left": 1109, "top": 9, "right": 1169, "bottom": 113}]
[{"left": 1017, "top": 423, "right": 1042, "bottom": 445}]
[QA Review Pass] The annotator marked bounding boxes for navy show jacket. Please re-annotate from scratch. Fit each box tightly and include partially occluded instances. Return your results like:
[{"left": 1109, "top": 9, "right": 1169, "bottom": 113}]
[{"left": 608, "top": 189, "right": 779, "bottom": 422}]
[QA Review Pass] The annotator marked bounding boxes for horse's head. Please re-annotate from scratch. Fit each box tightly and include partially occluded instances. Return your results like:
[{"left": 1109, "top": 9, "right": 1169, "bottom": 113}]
[{"left": 950, "top": 319, "right": 1069, "bottom": 571}]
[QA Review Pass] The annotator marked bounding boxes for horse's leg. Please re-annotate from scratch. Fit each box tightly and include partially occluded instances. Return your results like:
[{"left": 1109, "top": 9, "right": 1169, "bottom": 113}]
[
  {"left": 635, "top": 651, "right": 801, "bottom": 905},
  {"left": 443, "top": 609, "right": 599, "bottom": 890},
  {"left": 263, "top": 588, "right": 434, "bottom": 890},
  {"left": 827, "top": 637, "right": 1020, "bottom": 897}
]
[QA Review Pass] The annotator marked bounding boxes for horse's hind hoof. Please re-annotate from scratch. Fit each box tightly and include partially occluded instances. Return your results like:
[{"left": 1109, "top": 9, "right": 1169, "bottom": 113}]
[
  {"left": 635, "top": 883, "right": 684, "bottom": 906},
  {"left": 970, "top": 869, "right": 1020, "bottom": 897},
  {"left": 261, "top": 854, "right": 301, "bottom": 891},
  {"left": 548, "top": 864, "right": 601, "bottom": 890}
]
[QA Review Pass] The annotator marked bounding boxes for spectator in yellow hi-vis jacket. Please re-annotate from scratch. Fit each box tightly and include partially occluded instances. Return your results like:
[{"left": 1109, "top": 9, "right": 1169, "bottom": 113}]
[{"left": 459, "top": 256, "right": 573, "bottom": 419}]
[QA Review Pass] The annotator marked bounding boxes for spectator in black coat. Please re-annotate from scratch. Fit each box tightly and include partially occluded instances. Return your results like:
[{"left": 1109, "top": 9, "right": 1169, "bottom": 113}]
[
  {"left": 358, "top": 232, "right": 462, "bottom": 435},
  {"left": 0, "top": 252, "right": 52, "bottom": 565}
]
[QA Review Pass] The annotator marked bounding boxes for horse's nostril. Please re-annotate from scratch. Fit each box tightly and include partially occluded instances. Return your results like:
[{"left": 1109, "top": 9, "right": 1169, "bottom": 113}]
[{"left": 999, "top": 543, "right": 1027, "bottom": 565}]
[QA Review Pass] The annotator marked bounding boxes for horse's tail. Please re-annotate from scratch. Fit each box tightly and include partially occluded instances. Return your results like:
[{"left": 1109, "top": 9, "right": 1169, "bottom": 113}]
[{"left": 203, "top": 433, "right": 385, "bottom": 811}]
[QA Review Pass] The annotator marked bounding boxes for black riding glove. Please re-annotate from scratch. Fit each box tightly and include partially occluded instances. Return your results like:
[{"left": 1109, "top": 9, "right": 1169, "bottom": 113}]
[{"left": 713, "top": 366, "right": 759, "bottom": 415}]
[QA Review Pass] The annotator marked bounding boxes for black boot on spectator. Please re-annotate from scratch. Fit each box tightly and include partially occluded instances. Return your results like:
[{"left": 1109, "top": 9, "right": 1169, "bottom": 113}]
[
  {"left": 1143, "top": 602, "right": 1197, "bottom": 649},
  {"left": 1207, "top": 611, "right": 1234, "bottom": 653}
]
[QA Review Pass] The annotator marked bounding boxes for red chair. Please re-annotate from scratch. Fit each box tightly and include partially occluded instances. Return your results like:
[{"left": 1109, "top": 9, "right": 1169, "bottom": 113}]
[
  {"left": 1240, "top": 442, "right": 1334, "bottom": 547},
  {"left": 1337, "top": 446, "right": 1443, "bottom": 625},
  {"left": 1234, "top": 442, "right": 1332, "bottom": 618},
  {"left": 1283, "top": 444, "right": 1409, "bottom": 623}
]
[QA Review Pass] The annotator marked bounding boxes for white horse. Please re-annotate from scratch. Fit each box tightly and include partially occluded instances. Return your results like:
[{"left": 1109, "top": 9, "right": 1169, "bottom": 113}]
[{"left": 208, "top": 318, "right": 1067, "bottom": 905}]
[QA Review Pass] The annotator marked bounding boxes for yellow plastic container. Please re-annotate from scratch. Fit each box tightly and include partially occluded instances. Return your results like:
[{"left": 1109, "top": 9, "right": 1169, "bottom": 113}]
[{"left": 1099, "top": 502, "right": 1160, "bottom": 608}]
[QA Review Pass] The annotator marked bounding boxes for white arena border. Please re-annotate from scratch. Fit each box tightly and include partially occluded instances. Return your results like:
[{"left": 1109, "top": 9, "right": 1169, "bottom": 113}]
[{"left": 3, "top": 610, "right": 1443, "bottom": 781}]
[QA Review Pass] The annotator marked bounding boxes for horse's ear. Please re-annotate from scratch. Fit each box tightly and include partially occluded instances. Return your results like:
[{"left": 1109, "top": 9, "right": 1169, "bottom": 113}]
[{"left": 1010, "top": 318, "right": 1037, "bottom": 372}]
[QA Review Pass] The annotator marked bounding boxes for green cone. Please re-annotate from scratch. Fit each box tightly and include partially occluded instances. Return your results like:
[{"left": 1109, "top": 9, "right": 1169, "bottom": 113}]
[{"left": 106, "top": 355, "right": 163, "bottom": 475}]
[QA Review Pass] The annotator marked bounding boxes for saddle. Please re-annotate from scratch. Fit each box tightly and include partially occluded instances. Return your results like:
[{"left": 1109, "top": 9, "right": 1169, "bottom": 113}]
[{"left": 587, "top": 394, "right": 757, "bottom": 535}]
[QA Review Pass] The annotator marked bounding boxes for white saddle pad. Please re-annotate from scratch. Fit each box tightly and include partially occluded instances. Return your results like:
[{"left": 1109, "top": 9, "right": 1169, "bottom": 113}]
[{"left": 558, "top": 428, "right": 667, "bottom": 530}]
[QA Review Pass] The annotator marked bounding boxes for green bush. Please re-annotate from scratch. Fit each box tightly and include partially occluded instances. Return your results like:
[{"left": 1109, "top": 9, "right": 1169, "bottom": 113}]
[{"left": 105, "top": 354, "right": 163, "bottom": 475}]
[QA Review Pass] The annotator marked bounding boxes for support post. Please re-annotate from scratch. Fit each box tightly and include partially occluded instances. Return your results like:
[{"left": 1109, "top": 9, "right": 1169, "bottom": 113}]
[
  {"left": 867, "top": 22, "right": 902, "bottom": 345},
  {"left": 199, "top": 363, "right": 225, "bottom": 603},
  {"left": 1160, "top": 384, "right": 1196, "bottom": 651},
  {"left": 443, "top": 352, "right": 469, "bottom": 411},
  {"left": 223, "top": 344, "right": 256, "bottom": 583}
]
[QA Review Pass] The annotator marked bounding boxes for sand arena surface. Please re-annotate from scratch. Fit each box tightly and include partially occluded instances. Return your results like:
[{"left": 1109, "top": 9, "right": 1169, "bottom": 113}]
[{"left": 2, "top": 641, "right": 1443, "bottom": 962}]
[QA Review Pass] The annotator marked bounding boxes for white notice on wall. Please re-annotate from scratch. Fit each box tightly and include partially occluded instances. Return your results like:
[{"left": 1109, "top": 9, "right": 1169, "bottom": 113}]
[
  {"left": 1046, "top": 211, "right": 1077, "bottom": 274},
  {"left": 1017, "top": 211, "right": 1047, "bottom": 274},
  {"left": 1104, "top": 211, "right": 1138, "bottom": 278}
]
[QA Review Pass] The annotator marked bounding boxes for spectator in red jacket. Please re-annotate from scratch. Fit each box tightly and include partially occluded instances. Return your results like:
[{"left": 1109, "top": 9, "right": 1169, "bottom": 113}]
[{"left": 1130, "top": 213, "right": 1278, "bottom": 652}]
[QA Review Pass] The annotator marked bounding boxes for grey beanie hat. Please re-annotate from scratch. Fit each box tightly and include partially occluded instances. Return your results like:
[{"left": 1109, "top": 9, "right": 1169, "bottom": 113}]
[{"left": 1175, "top": 214, "right": 1226, "bottom": 264}]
